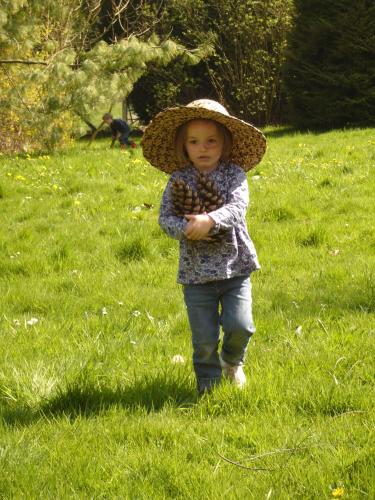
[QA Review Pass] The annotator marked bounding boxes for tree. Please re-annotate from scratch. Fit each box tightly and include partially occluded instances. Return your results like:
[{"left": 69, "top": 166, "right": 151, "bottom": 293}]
[
  {"left": 0, "top": 0, "right": 207, "bottom": 151},
  {"left": 130, "top": 0, "right": 293, "bottom": 125},
  {"left": 204, "top": 0, "right": 293, "bottom": 125},
  {"left": 284, "top": 0, "right": 375, "bottom": 129}
]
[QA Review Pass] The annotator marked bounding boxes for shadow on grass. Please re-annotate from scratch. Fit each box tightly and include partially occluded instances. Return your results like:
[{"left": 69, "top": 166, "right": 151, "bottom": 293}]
[
  {"left": 1, "top": 373, "right": 197, "bottom": 427},
  {"left": 263, "top": 126, "right": 299, "bottom": 139},
  {"left": 263, "top": 124, "right": 370, "bottom": 140}
]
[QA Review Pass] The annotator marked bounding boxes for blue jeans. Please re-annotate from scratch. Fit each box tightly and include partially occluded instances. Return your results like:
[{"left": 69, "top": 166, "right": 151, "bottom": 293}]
[
  {"left": 119, "top": 131, "right": 131, "bottom": 145},
  {"left": 183, "top": 275, "right": 255, "bottom": 393}
]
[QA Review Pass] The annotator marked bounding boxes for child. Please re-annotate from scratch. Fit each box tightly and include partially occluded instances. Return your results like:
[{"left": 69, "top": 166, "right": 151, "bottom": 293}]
[
  {"left": 142, "top": 99, "right": 266, "bottom": 394},
  {"left": 102, "top": 113, "right": 137, "bottom": 150}
]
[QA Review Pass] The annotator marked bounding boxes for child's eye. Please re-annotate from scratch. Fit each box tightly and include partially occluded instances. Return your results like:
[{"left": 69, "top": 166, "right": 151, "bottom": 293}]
[
  {"left": 187, "top": 140, "right": 197, "bottom": 145},
  {"left": 208, "top": 138, "right": 217, "bottom": 144}
]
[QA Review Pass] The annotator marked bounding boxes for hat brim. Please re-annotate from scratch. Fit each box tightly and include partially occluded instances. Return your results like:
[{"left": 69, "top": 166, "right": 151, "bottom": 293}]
[{"left": 141, "top": 106, "right": 267, "bottom": 174}]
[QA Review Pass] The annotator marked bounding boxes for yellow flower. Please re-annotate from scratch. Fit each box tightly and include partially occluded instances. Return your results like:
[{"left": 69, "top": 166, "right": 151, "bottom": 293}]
[
  {"left": 74, "top": 200, "right": 81, "bottom": 206},
  {"left": 15, "top": 175, "right": 26, "bottom": 181},
  {"left": 52, "top": 184, "right": 59, "bottom": 190},
  {"left": 332, "top": 487, "right": 344, "bottom": 497}
]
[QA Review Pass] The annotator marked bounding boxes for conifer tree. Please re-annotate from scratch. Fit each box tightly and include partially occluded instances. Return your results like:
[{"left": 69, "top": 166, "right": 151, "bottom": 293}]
[
  {"left": 0, "top": 1, "right": 207, "bottom": 151},
  {"left": 284, "top": 0, "right": 375, "bottom": 128}
]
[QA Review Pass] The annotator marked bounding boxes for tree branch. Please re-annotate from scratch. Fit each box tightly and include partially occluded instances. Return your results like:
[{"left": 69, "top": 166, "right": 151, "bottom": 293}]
[{"left": 0, "top": 59, "right": 48, "bottom": 66}]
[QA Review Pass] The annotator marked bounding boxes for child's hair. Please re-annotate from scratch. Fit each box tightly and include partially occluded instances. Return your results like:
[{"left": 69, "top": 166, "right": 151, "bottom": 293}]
[
  {"left": 174, "top": 119, "right": 233, "bottom": 166},
  {"left": 102, "top": 113, "right": 113, "bottom": 120}
]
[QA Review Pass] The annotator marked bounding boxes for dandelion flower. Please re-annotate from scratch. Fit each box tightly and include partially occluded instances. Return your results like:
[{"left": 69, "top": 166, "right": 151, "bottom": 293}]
[{"left": 332, "top": 487, "right": 344, "bottom": 498}]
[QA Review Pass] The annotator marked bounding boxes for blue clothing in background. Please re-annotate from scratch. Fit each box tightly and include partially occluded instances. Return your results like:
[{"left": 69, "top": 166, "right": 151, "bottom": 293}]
[{"left": 110, "top": 119, "right": 131, "bottom": 145}]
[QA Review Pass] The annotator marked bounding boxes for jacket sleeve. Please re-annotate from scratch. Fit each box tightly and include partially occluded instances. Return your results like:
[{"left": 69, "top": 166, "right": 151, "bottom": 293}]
[
  {"left": 158, "top": 176, "right": 188, "bottom": 241},
  {"left": 208, "top": 167, "right": 249, "bottom": 232}
]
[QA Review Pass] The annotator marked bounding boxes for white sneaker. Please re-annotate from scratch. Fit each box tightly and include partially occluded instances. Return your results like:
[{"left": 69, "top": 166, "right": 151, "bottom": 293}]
[{"left": 219, "top": 355, "right": 247, "bottom": 388}]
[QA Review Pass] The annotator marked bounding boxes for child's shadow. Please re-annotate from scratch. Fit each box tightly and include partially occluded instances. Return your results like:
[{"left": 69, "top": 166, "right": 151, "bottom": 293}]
[{"left": 2, "top": 374, "right": 197, "bottom": 427}]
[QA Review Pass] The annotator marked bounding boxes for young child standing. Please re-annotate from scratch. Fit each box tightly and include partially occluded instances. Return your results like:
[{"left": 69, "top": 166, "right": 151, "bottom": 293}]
[{"left": 142, "top": 99, "right": 266, "bottom": 394}]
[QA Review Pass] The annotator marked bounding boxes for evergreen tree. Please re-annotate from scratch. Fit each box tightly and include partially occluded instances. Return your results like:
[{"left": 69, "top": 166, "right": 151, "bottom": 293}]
[
  {"left": 0, "top": 1, "right": 206, "bottom": 151},
  {"left": 284, "top": 0, "right": 375, "bottom": 129}
]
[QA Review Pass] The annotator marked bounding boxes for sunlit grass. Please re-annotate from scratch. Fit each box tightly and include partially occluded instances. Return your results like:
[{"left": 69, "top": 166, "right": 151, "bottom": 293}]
[{"left": 0, "top": 130, "right": 374, "bottom": 498}]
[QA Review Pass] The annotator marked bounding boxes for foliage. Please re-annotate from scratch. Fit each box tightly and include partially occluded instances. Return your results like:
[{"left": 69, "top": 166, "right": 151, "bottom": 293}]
[
  {"left": 130, "top": 0, "right": 293, "bottom": 125},
  {"left": 205, "top": 0, "right": 293, "bottom": 125},
  {"left": 0, "top": 129, "right": 374, "bottom": 496},
  {"left": 130, "top": 59, "right": 215, "bottom": 123},
  {"left": 130, "top": 0, "right": 215, "bottom": 123},
  {"left": 284, "top": 0, "right": 375, "bottom": 129},
  {"left": 0, "top": 1, "right": 205, "bottom": 152}
]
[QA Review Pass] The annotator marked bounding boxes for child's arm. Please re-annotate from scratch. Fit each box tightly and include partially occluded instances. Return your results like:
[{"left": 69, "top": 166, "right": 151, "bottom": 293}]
[
  {"left": 159, "top": 177, "right": 188, "bottom": 240},
  {"left": 208, "top": 167, "right": 249, "bottom": 231}
]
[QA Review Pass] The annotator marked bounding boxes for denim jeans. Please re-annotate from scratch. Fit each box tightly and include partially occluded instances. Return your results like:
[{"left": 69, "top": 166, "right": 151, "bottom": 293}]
[
  {"left": 183, "top": 275, "right": 255, "bottom": 393},
  {"left": 119, "top": 131, "right": 131, "bottom": 145}
]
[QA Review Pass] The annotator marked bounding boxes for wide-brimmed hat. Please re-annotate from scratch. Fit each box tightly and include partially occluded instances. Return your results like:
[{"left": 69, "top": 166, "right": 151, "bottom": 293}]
[{"left": 141, "top": 99, "right": 266, "bottom": 174}]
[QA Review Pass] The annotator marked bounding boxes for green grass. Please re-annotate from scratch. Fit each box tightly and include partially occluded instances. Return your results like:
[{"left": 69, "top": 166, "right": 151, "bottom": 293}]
[{"left": 0, "top": 129, "right": 374, "bottom": 498}]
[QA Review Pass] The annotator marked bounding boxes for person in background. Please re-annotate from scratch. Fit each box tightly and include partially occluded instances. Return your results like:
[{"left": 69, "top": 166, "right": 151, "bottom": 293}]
[{"left": 102, "top": 113, "right": 137, "bottom": 149}]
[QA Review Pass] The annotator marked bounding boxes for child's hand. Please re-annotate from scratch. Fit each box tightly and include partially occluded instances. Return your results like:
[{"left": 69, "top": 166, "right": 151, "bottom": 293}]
[{"left": 184, "top": 214, "right": 215, "bottom": 240}]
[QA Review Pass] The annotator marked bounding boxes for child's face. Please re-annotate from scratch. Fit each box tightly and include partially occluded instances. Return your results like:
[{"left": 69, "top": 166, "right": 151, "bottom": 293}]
[{"left": 184, "top": 119, "right": 224, "bottom": 172}]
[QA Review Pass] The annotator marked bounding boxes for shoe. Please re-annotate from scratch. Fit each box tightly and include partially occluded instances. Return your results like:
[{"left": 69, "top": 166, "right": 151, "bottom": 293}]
[
  {"left": 130, "top": 141, "right": 137, "bottom": 149},
  {"left": 120, "top": 144, "right": 127, "bottom": 150},
  {"left": 219, "top": 355, "right": 246, "bottom": 388}
]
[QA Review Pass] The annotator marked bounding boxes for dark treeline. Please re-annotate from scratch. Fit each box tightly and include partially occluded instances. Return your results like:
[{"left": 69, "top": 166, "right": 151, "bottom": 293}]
[
  {"left": 1, "top": 0, "right": 374, "bottom": 151},
  {"left": 127, "top": 0, "right": 375, "bottom": 129}
]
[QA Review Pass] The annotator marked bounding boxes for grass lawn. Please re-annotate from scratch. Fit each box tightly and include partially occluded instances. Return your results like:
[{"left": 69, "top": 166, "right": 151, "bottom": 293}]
[{"left": 0, "top": 128, "right": 374, "bottom": 498}]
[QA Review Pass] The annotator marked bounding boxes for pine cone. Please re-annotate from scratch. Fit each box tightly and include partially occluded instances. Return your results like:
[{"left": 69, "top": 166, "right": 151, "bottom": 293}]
[
  {"left": 196, "top": 173, "right": 225, "bottom": 212},
  {"left": 170, "top": 179, "right": 202, "bottom": 217},
  {"left": 170, "top": 175, "right": 227, "bottom": 243}
]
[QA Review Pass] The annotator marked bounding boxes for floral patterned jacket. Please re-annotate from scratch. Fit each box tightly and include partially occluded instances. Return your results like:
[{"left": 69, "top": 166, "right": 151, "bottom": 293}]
[{"left": 158, "top": 162, "right": 260, "bottom": 284}]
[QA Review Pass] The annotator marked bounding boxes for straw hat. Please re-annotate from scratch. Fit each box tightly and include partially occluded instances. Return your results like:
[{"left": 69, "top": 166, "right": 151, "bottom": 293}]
[{"left": 141, "top": 99, "right": 266, "bottom": 174}]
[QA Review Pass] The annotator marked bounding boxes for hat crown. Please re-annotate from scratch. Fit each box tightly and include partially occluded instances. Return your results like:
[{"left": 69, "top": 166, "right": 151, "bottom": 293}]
[{"left": 186, "top": 99, "right": 229, "bottom": 116}]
